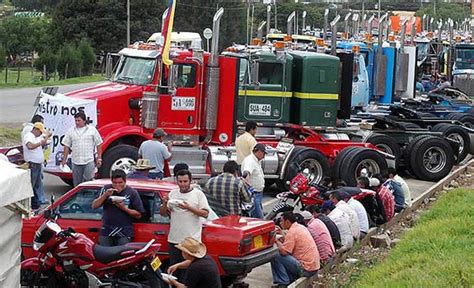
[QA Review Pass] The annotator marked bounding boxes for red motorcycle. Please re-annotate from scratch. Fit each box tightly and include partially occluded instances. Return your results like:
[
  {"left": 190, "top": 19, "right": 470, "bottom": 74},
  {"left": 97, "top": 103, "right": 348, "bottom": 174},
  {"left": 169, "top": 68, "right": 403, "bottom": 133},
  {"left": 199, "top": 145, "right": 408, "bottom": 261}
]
[
  {"left": 21, "top": 213, "right": 163, "bottom": 288},
  {"left": 265, "top": 169, "right": 326, "bottom": 220}
]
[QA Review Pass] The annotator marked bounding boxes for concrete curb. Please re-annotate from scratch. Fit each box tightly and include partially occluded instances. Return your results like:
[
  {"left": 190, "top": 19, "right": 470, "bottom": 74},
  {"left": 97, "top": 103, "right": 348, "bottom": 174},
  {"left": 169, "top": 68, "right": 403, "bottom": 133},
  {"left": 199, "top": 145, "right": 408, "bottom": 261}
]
[{"left": 288, "top": 159, "right": 474, "bottom": 288}]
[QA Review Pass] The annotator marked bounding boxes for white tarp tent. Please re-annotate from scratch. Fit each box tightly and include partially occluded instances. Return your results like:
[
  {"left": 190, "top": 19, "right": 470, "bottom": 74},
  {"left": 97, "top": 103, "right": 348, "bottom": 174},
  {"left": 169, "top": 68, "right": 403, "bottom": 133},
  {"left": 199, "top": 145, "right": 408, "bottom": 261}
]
[{"left": 0, "top": 160, "right": 33, "bottom": 287}]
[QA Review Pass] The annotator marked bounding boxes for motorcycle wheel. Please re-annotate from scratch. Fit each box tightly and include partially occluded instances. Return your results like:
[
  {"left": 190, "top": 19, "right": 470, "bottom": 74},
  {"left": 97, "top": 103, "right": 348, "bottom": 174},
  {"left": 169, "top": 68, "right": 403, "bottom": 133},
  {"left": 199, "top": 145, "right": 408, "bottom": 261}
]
[{"left": 132, "top": 264, "right": 163, "bottom": 288}]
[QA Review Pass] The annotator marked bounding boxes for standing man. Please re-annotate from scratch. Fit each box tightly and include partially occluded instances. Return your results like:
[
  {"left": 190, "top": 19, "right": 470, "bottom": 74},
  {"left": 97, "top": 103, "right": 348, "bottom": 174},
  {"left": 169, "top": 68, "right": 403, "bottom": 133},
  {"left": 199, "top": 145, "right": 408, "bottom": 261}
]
[
  {"left": 23, "top": 122, "right": 51, "bottom": 209},
  {"left": 138, "top": 128, "right": 172, "bottom": 179},
  {"left": 205, "top": 160, "right": 251, "bottom": 215},
  {"left": 91, "top": 169, "right": 144, "bottom": 246},
  {"left": 61, "top": 112, "right": 103, "bottom": 186},
  {"left": 241, "top": 143, "right": 266, "bottom": 219},
  {"left": 21, "top": 114, "right": 44, "bottom": 143},
  {"left": 271, "top": 212, "right": 320, "bottom": 287},
  {"left": 160, "top": 170, "right": 210, "bottom": 280},
  {"left": 128, "top": 159, "right": 155, "bottom": 179},
  {"left": 235, "top": 121, "right": 257, "bottom": 164},
  {"left": 166, "top": 237, "right": 222, "bottom": 288}
]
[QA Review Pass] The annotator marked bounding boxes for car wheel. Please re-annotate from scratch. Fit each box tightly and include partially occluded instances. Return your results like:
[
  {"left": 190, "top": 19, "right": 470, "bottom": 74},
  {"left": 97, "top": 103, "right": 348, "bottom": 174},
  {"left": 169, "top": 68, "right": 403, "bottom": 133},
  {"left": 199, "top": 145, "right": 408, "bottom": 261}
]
[
  {"left": 335, "top": 147, "right": 388, "bottom": 186},
  {"left": 432, "top": 123, "right": 470, "bottom": 163},
  {"left": 365, "top": 133, "right": 401, "bottom": 168},
  {"left": 408, "top": 136, "right": 454, "bottom": 182},
  {"left": 99, "top": 144, "right": 138, "bottom": 178},
  {"left": 283, "top": 147, "right": 330, "bottom": 189}
]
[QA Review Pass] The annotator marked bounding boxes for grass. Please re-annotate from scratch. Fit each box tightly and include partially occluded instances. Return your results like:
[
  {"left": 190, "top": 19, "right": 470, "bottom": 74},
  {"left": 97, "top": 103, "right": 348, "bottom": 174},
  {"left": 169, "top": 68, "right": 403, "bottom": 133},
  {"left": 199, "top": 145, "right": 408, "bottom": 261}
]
[
  {"left": 0, "top": 67, "right": 104, "bottom": 89},
  {"left": 0, "top": 126, "right": 21, "bottom": 146},
  {"left": 351, "top": 188, "right": 474, "bottom": 287}
]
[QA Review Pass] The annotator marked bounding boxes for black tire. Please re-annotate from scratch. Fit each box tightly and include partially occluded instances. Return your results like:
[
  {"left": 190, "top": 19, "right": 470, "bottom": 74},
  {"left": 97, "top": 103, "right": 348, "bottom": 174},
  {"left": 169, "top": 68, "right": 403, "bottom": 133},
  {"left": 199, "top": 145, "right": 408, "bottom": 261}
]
[
  {"left": 403, "top": 135, "right": 431, "bottom": 169},
  {"left": 396, "top": 122, "right": 421, "bottom": 130},
  {"left": 99, "top": 144, "right": 138, "bottom": 178},
  {"left": 335, "top": 147, "right": 388, "bottom": 186},
  {"left": 445, "top": 112, "right": 459, "bottom": 120},
  {"left": 139, "top": 264, "right": 162, "bottom": 288},
  {"left": 283, "top": 147, "right": 330, "bottom": 189},
  {"left": 365, "top": 133, "right": 401, "bottom": 168},
  {"left": 332, "top": 146, "right": 360, "bottom": 181},
  {"left": 432, "top": 123, "right": 470, "bottom": 163},
  {"left": 451, "top": 113, "right": 474, "bottom": 128},
  {"left": 408, "top": 136, "right": 454, "bottom": 181},
  {"left": 221, "top": 275, "right": 238, "bottom": 288}
]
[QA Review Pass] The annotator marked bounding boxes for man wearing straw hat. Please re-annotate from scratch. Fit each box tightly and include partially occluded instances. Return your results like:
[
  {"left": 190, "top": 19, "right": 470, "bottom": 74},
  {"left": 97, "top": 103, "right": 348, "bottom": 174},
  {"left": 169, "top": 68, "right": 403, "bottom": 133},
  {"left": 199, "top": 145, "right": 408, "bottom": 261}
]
[
  {"left": 128, "top": 159, "right": 155, "bottom": 179},
  {"left": 165, "top": 237, "right": 221, "bottom": 288}
]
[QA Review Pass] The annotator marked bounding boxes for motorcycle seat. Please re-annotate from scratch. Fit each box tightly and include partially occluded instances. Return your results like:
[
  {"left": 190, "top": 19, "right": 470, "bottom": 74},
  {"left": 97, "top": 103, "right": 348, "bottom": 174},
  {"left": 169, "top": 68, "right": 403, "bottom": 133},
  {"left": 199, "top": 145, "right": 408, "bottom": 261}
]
[{"left": 93, "top": 243, "right": 145, "bottom": 264}]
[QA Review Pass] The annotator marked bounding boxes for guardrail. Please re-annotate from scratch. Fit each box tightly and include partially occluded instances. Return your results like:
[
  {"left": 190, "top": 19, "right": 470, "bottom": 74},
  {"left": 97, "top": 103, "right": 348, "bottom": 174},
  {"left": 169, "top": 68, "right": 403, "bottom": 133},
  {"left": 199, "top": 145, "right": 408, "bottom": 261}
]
[{"left": 289, "top": 159, "right": 474, "bottom": 288}]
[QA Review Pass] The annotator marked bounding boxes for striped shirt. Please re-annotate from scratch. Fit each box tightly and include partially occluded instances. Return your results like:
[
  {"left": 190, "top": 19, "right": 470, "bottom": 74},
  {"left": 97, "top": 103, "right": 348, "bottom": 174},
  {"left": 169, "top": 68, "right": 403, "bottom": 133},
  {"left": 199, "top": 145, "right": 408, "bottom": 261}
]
[
  {"left": 205, "top": 173, "right": 251, "bottom": 215},
  {"left": 377, "top": 185, "right": 395, "bottom": 222},
  {"left": 306, "top": 218, "right": 335, "bottom": 261}
]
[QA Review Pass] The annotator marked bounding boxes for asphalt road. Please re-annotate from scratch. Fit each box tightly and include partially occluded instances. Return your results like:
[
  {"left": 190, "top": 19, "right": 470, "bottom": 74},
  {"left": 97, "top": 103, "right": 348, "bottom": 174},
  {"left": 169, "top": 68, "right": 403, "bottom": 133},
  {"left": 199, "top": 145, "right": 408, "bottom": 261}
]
[{"left": 0, "top": 82, "right": 104, "bottom": 126}]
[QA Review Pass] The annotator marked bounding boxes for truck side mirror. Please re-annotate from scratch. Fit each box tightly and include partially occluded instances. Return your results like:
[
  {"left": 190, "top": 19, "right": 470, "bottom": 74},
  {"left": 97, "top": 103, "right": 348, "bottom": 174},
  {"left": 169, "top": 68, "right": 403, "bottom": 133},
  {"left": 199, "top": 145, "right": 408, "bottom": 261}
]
[
  {"left": 105, "top": 53, "right": 114, "bottom": 80},
  {"left": 168, "top": 65, "right": 178, "bottom": 96}
]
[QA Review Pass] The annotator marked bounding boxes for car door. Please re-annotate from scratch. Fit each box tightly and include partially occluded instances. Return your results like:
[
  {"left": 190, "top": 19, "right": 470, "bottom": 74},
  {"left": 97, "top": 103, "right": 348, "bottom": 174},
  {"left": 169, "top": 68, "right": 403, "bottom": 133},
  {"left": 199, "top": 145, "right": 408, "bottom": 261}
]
[
  {"left": 56, "top": 188, "right": 103, "bottom": 243},
  {"left": 133, "top": 190, "right": 171, "bottom": 260}
]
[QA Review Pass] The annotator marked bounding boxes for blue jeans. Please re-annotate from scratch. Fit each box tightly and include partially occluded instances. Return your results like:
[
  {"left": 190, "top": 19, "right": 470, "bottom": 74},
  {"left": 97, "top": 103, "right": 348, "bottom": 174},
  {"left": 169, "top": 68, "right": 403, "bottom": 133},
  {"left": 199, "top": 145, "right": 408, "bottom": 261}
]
[
  {"left": 99, "top": 235, "right": 131, "bottom": 247},
  {"left": 271, "top": 253, "right": 303, "bottom": 285},
  {"left": 251, "top": 191, "right": 264, "bottom": 219},
  {"left": 148, "top": 171, "right": 164, "bottom": 180},
  {"left": 29, "top": 162, "right": 45, "bottom": 209}
]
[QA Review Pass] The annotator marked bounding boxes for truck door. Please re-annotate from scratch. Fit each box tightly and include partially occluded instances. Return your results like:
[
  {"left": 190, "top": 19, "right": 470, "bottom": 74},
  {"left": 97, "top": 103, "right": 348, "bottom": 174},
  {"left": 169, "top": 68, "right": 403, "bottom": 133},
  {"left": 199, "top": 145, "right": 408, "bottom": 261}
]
[
  {"left": 158, "top": 61, "right": 202, "bottom": 130},
  {"left": 352, "top": 54, "right": 370, "bottom": 108}
]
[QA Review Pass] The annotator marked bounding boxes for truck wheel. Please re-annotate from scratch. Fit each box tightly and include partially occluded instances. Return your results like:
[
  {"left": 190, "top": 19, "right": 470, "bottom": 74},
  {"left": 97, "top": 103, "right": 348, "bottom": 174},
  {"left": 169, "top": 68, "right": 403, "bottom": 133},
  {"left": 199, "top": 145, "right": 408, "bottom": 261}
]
[
  {"left": 408, "top": 136, "right": 454, "bottom": 181},
  {"left": 403, "top": 135, "right": 431, "bottom": 165},
  {"left": 432, "top": 123, "right": 470, "bottom": 163},
  {"left": 335, "top": 147, "right": 388, "bottom": 186},
  {"left": 99, "top": 144, "right": 138, "bottom": 178},
  {"left": 397, "top": 122, "right": 421, "bottom": 130},
  {"left": 451, "top": 113, "right": 474, "bottom": 128},
  {"left": 283, "top": 147, "right": 329, "bottom": 189},
  {"left": 365, "top": 133, "right": 401, "bottom": 168},
  {"left": 332, "top": 146, "right": 360, "bottom": 180}
]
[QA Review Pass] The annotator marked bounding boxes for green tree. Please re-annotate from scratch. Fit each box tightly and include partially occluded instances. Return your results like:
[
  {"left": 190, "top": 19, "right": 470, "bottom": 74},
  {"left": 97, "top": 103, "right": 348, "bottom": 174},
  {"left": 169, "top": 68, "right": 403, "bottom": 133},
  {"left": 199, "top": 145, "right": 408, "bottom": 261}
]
[
  {"left": 416, "top": 2, "right": 470, "bottom": 24},
  {"left": 0, "top": 46, "right": 6, "bottom": 69},
  {"left": 77, "top": 38, "right": 95, "bottom": 75},
  {"left": 34, "top": 50, "right": 57, "bottom": 79},
  {"left": 57, "top": 44, "right": 82, "bottom": 79}
]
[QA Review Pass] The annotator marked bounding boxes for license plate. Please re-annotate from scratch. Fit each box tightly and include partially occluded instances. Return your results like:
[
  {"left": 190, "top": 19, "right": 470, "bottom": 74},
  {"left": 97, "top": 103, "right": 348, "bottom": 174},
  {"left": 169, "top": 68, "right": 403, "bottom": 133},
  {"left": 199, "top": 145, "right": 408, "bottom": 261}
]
[
  {"left": 172, "top": 97, "right": 195, "bottom": 110},
  {"left": 249, "top": 103, "right": 271, "bottom": 116},
  {"left": 253, "top": 235, "right": 263, "bottom": 249},
  {"left": 276, "top": 141, "right": 294, "bottom": 153},
  {"left": 150, "top": 256, "right": 162, "bottom": 271}
]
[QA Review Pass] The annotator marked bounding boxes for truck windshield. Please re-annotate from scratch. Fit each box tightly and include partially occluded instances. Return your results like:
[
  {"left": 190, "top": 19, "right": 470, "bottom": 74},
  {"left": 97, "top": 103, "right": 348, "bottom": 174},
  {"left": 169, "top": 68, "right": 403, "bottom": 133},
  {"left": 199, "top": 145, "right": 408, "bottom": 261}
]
[
  {"left": 455, "top": 48, "right": 474, "bottom": 70},
  {"left": 114, "top": 56, "right": 156, "bottom": 85}
]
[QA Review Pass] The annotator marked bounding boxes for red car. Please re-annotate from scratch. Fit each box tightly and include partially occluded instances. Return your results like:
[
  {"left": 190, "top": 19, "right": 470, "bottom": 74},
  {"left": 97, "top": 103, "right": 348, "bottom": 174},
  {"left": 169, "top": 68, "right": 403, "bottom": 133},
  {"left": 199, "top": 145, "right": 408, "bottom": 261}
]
[{"left": 21, "top": 179, "right": 277, "bottom": 284}]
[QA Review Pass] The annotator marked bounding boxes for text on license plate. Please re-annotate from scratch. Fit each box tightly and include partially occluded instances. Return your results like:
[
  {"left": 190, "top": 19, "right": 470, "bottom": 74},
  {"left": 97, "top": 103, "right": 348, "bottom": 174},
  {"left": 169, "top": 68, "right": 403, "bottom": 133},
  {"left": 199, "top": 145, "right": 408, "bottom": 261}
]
[
  {"left": 151, "top": 256, "right": 162, "bottom": 271},
  {"left": 253, "top": 235, "right": 263, "bottom": 249},
  {"left": 172, "top": 97, "right": 195, "bottom": 110},
  {"left": 249, "top": 103, "right": 271, "bottom": 116}
]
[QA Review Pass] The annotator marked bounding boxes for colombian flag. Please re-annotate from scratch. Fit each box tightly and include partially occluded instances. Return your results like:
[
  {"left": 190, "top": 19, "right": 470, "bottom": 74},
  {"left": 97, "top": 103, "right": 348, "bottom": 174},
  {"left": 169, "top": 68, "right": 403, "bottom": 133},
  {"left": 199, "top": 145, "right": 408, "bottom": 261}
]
[{"left": 161, "top": 0, "right": 176, "bottom": 66}]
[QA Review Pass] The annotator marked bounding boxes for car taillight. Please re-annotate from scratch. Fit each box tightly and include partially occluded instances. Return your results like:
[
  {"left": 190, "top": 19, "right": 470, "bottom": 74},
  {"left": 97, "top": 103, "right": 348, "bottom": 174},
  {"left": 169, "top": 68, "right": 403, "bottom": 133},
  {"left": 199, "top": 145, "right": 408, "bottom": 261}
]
[{"left": 239, "top": 235, "right": 253, "bottom": 255}]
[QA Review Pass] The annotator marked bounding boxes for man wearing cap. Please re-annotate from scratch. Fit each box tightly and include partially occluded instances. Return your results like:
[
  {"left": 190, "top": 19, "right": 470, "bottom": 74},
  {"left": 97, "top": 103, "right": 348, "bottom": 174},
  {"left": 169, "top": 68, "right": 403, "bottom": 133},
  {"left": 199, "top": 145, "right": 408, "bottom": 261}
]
[
  {"left": 235, "top": 121, "right": 257, "bottom": 165},
  {"left": 138, "top": 128, "right": 172, "bottom": 180},
  {"left": 61, "top": 111, "right": 103, "bottom": 186},
  {"left": 241, "top": 143, "right": 266, "bottom": 218},
  {"left": 166, "top": 237, "right": 221, "bottom": 288},
  {"left": 23, "top": 122, "right": 51, "bottom": 209},
  {"left": 320, "top": 200, "right": 354, "bottom": 252},
  {"left": 329, "top": 191, "right": 360, "bottom": 240},
  {"left": 128, "top": 159, "right": 155, "bottom": 179},
  {"left": 298, "top": 211, "right": 335, "bottom": 263}
]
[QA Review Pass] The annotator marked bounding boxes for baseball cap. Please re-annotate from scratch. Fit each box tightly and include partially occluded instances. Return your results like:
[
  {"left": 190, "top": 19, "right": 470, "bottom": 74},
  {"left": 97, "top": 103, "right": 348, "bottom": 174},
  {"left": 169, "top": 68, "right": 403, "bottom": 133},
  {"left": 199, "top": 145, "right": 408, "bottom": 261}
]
[
  {"left": 320, "top": 200, "right": 335, "bottom": 213},
  {"left": 153, "top": 128, "right": 167, "bottom": 138},
  {"left": 33, "top": 122, "right": 45, "bottom": 133},
  {"left": 299, "top": 210, "right": 313, "bottom": 221},
  {"left": 253, "top": 143, "right": 267, "bottom": 154}
]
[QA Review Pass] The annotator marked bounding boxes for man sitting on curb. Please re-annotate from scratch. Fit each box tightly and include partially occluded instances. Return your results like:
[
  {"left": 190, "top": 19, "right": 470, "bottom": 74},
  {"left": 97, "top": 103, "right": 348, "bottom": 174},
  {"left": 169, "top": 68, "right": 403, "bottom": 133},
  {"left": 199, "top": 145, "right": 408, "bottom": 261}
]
[
  {"left": 298, "top": 211, "right": 335, "bottom": 265},
  {"left": 271, "top": 212, "right": 320, "bottom": 288},
  {"left": 329, "top": 191, "right": 360, "bottom": 241},
  {"left": 306, "top": 205, "right": 342, "bottom": 249},
  {"left": 166, "top": 237, "right": 221, "bottom": 288},
  {"left": 321, "top": 201, "right": 354, "bottom": 252}
]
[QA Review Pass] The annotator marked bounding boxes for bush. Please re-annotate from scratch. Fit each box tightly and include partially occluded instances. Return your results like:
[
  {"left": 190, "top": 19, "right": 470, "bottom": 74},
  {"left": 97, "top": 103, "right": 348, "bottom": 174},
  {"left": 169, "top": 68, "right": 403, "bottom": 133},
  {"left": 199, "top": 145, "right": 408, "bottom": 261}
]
[
  {"left": 0, "top": 46, "right": 5, "bottom": 69},
  {"left": 34, "top": 51, "right": 57, "bottom": 80},
  {"left": 77, "top": 38, "right": 96, "bottom": 76},
  {"left": 57, "top": 44, "right": 82, "bottom": 79}
]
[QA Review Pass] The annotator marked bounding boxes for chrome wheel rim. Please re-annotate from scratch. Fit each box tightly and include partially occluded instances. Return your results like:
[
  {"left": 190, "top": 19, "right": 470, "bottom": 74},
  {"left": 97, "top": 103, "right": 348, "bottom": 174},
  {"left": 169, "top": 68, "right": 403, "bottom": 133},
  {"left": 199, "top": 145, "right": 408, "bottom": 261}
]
[
  {"left": 447, "top": 133, "right": 465, "bottom": 156},
  {"left": 375, "top": 143, "right": 393, "bottom": 154},
  {"left": 422, "top": 146, "right": 447, "bottom": 173},
  {"left": 355, "top": 159, "right": 381, "bottom": 178},
  {"left": 110, "top": 157, "right": 136, "bottom": 175},
  {"left": 300, "top": 159, "right": 324, "bottom": 184}
]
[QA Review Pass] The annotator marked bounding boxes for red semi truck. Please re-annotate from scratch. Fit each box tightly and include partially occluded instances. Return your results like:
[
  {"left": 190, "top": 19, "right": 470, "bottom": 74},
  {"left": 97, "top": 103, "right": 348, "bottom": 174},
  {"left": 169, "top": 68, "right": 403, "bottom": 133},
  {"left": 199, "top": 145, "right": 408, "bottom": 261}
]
[{"left": 3, "top": 8, "right": 393, "bottom": 187}]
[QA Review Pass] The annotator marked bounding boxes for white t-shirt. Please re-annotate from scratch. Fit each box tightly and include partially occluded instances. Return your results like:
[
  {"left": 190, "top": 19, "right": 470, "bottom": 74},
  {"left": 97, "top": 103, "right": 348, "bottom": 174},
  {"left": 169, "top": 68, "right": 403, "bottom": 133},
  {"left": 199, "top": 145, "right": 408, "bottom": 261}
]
[
  {"left": 241, "top": 153, "right": 265, "bottom": 191},
  {"left": 167, "top": 187, "right": 210, "bottom": 244},
  {"left": 328, "top": 209, "right": 353, "bottom": 250},
  {"left": 23, "top": 132, "right": 44, "bottom": 164},
  {"left": 394, "top": 175, "right": 412, "bottom": 208},
  {"left": 335, "top": 201, "right": 360, "bottom": 240},
  {"left": 348, "top": 198, "right": 369, "bottom": 233}
]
